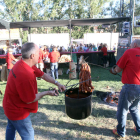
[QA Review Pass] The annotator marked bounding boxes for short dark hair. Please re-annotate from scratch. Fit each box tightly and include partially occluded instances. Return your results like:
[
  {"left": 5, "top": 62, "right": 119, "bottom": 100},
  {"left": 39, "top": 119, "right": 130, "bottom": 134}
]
[{"left": 21, "top": 42, "right": 36, "bottom": 59}]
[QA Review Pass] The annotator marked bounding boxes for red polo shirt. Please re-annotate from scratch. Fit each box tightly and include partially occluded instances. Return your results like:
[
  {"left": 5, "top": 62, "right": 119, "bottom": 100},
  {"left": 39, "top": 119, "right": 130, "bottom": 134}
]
[
  {"left": 6, "top": 53, "right": 15, "bottom": 69},
  {"left": 38, "top": 49, "right": 44, "bottom": 63},
  {"left": 101, "top": 47, "right": 107, "bottom": 56},
  {"left": 48, "top": 51, "right": 60, "bottom": 63},
  {"left": 117, "top": 47, "right": 140, "bottom": 84},
  {"left": 3, "top": 59, "right": 44, "bottom": 120}
]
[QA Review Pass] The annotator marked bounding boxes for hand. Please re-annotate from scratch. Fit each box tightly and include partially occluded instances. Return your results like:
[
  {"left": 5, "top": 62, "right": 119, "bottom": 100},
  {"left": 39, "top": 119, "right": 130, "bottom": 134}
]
[
  {"left": 110, "top": 65, "right": 117, "bottom": 75},
  {"left": 11, "top": 60, "right": 16, "bottom": 65},
  {"left": 57, "top": 83, "right": 66, "bottom": 92},
  {"left": 48, "top": 88, "right": 59, "bottom": 96}
]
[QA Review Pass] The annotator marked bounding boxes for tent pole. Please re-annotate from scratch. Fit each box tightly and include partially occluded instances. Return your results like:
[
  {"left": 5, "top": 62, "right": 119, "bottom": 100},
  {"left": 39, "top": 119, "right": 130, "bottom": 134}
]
[
  {"left": 8, "top": 29, "right": 11, "bottom": 53},
  {"left": 29, "top": 27, "right": 31, "bottom": 42},
  {"left": 110, "top": 24, "right": 112, "bottom": 50},
  {"left": 9, "top": 29, "right": 11, "bottom": 45},
  {"left": 69, "top": 19, "right": 72, "bottom": 60},
  {"left": 132, "top": 0, "right": 135, "bottom": 40}
]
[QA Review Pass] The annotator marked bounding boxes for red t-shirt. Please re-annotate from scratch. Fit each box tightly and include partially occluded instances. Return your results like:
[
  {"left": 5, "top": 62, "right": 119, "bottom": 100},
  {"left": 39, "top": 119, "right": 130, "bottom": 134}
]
[
  {"left": 3, "top": 59, "right": 44, "bottom": 120},
  {"left": 78, "top": 50, "right": 84, "bottom": 52},
  {"left": 117, "top": 47, "right": 140, "bottom": 84},
  {"left": 48, "top": 51, "right": 60, "bottom": 63},
  {"left": 101, "top": 47, "right": 107, "bottom": 56},
  {"left": 44, "top": 51, "right": 49, "bottom": 58},
  {"left": 6, "top": 53, "right": 15, "bottom": 69},
  {"left": 38, "top": 49, "right": 44, "bottom": 63}
]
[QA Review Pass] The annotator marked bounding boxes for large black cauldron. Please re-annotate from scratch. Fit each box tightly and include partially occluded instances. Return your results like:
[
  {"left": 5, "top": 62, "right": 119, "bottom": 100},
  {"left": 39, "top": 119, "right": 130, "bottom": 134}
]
[{"left": 65, "top": 88, "right": 92, "bottom": 120}]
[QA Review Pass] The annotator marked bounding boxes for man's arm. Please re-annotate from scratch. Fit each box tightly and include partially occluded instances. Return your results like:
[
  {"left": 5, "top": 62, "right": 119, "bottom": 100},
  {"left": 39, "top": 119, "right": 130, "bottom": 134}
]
[
  {"left": 114, "top": 65, "right": 123, "bottom": 73},
  {"left": 27, "top": 90, "right": 58, "bottom": 104},
  {"left": 41, "top": 73, "right": 65, "bottom": 92},
  {"left": 110, "top": 65, "right": 123, "bottom": 75},
  {"left": 11, "top": 54, "right": 18, "bottom": 62},
  {"left": 41, "top": 73, "right": 57, "bottom": 85}
]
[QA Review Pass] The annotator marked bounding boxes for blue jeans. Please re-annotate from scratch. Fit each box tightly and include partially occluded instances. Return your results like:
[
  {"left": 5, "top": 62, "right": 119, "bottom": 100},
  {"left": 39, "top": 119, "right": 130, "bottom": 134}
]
[
  {"left": 117, "top": 84, "right": 140, "bottom": 137},
  {"left": 6, "top": 115, "right": 34, "bottom": 140},
  {"left": 50, "top": 62, "right": 58, "bottom": 79}
]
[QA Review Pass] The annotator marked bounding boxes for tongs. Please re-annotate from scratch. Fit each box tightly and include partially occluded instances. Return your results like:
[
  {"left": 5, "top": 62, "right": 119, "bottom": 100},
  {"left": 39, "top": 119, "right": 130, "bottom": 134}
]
[
  {"left": 48, "top": 76, "right": 99, "bottom": 96},
  {"left": 65, "top": 76, "right": 99, "bottom": 90}
]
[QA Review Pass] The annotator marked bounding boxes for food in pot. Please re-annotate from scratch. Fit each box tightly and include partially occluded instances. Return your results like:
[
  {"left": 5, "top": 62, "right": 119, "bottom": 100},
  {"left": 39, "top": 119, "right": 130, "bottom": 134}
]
[{"left": 79, "top": 63, "right": 94, "bottom": 93}]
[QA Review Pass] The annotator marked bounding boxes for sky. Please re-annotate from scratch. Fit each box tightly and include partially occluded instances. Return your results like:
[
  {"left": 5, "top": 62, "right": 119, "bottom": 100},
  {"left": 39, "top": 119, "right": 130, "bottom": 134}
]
[{"left": 0, "top": 5, "right": 4, "bottom": 11}]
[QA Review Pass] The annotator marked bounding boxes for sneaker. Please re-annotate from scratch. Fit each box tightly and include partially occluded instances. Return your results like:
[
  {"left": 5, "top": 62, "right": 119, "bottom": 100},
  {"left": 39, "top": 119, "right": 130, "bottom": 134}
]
[{"left": 112, "top": 129, "right": 124, "bottom": 137}]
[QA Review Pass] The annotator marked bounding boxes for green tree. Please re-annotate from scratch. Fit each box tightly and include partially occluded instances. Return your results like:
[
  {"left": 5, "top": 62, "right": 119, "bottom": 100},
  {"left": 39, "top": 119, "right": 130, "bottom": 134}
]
[
  {"left": 0, "top": 0, "right": 42, "bottom": 22},
  {"left": 0, "top": 0, "right": 43, "bottom": 43},
  {"left": 134, "top": 0, "right": 140, "bottom": 35},
  {"left": 85, "top": 0, "right": 111, "bottom": 18},
  {"left": 135, "top": 0, "right": 140, "bottom": 16},
  {"left": 0, "top": 0, "right": 113, "bottom": 41}
]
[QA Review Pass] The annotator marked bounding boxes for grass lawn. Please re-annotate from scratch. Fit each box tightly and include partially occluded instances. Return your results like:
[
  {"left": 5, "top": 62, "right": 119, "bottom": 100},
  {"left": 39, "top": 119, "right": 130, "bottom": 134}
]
[{"left": 0, "top": 65, "right": 139, "bottom": 140}]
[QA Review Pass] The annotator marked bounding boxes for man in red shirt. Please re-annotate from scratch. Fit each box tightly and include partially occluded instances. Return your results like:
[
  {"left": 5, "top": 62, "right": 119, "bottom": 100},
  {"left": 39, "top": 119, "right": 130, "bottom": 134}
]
[
  {"left": 3, "top": 42, "right": 65, "bottom": 140},
  {"left": 48, "top": 46, "right": 60, "bottom": 79},
  {"left": 36, "top": 46, "right": 44, "bottom": 72},
  {"left": 6, "top": 48, "right": 17, "bottom": 75},
  {"left": 110, "top": 39, "right": 140, "bottom": 137},
  {"left": 43, "top": 46, "right": 49, "bottom": 61},
  {"left": 101, "top": 44, "right": 107, "bottom": 68}
]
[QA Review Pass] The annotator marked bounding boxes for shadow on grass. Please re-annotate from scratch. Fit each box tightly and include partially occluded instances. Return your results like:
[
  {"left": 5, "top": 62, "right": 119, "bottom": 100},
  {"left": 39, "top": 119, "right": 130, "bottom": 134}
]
[
  {"left": 91, "top": 107, "right": 116, "bottom": 118},
  {"left": 32, "top": 111, "right": 112, "bottom": 139},
  {"left": 32, "top": 111, "right": 135, "bottom": 140},
  {"left": 38, "top": 102, "right": 117, "bottom": 119},
  {"left": 38, "top": 103, "right": 65, "bottom": 113},
  {"left": 0, "top": 106, "right": 135, "bottom": 139}
]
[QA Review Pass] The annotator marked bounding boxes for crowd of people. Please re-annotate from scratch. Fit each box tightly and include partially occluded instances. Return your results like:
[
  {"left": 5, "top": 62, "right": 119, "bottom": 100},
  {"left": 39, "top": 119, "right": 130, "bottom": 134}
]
[
  {"left": 37, "top": 43, "right": 107, "bottom": 53},
  {"left": 0, "top": 43, "right": 22, "bottom": 55},
  {"left": 2, "top": 42, "right": 110, "bottom": 75},
  {"left": 5, "top": 44, "right": 60, "bottom": 80},
  {"left": 41, "top": 43, "right": 109, "bottom": 68},
  {"left": 53, "top": 43, "right": 107, "bottom": 52},
  {"left": 0, "top": 42, "right": 117, "bottom": 55}
]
